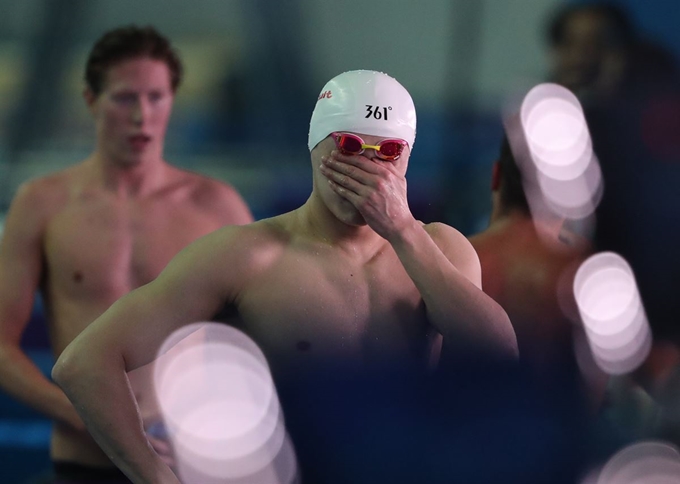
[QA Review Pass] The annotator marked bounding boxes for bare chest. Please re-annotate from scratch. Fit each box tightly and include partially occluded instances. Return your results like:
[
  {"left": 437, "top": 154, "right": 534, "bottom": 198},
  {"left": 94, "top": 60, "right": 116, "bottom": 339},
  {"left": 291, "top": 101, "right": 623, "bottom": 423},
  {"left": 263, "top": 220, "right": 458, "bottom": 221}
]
[
  {"left": 44, "top": 199, "right": 221, "bottom": 300},
  {"left": 237, "top": 251, "right": 429, "bottom": 370}
]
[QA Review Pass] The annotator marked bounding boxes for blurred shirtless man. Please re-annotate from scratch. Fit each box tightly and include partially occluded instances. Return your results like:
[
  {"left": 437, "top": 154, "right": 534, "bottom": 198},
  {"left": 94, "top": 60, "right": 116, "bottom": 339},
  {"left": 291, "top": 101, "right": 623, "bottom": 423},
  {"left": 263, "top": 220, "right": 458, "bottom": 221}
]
[
  {"left": 469, "top": 136, "right": 604, "bottom": 401},
  {"left": 0, "top": 25, "right": 252, "bottom": 483}
]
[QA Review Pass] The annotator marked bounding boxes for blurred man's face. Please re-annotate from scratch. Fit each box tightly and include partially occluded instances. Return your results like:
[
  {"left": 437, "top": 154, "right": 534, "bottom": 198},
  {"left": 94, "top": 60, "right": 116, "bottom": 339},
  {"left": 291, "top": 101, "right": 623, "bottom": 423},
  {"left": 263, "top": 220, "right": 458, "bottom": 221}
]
[
  {"left": 551, "top": 11, "right": 625, "bottom": 94},
  {"left": 86, "top": 57, "right": 174, "bottom": 166}
]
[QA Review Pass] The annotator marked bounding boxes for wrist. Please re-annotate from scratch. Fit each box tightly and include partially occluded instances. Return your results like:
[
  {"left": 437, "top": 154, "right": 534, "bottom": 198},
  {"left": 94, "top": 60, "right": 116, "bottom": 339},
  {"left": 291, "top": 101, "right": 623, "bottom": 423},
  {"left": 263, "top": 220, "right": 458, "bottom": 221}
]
[{"left": 387, "top": 217, "right": 421, "bottom": 247}]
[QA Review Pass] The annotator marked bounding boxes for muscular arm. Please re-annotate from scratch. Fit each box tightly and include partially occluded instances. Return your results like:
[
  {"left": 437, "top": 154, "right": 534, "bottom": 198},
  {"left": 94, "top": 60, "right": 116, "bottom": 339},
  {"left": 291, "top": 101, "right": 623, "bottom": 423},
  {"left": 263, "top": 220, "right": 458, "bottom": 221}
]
[
  {"left": 52, "top": 228, "right": 240, "bottom": 483},
  {"left": 392, "top": 221, "right": 518, "bottom": 359},
  {"left": 0, "top": 182, "right": 83, "bottom": 429}
]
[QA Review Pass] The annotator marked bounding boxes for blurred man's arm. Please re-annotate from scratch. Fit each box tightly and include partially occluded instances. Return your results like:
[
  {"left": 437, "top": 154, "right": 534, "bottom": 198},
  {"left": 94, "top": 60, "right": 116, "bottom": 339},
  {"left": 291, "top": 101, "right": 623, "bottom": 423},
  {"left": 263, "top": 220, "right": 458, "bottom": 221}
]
[
  {"left": 53, "top": 228, "right": 240, "bottom": 483},
  {"left": 0, "top": 182, "right": 84, "bottom": 430}
]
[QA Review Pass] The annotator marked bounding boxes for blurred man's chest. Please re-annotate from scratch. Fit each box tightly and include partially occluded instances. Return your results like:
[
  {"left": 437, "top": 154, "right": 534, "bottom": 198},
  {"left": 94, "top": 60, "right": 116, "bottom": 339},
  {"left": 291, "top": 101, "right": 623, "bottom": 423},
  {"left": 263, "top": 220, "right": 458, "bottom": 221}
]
[{"left": 43, "top": 196, "right": 222, "bottom": 298}]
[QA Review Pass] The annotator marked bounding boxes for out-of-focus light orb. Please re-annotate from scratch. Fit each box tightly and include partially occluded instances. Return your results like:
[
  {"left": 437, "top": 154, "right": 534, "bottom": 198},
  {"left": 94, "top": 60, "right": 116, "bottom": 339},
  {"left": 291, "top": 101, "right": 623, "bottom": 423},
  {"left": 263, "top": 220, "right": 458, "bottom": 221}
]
[
  {"left": 591, "top": 330, "right": 653, "bottom": 376},
  {"left": 527, "top": 99, "right": 584, "bottom": 152},
  {"left": 537, "top": 156, "right": 603, "bottom": 219},
  {"left": 577, "top": 269, "right": 638, "bottom": 328},
  {"left": 516, "top": 82, "right": 604, "bottom": 227},
  {"left": 597, "top": 441, "right": 680, "bottom": 483},
  {"left": 574, "top": 253, "right": 652, "bottom": 375},
  {"left": 521, "top": 83, "right": 593, "bottom": 181},
  {"left": 153, "top": 322, "right": 298, "bottom": 483}
]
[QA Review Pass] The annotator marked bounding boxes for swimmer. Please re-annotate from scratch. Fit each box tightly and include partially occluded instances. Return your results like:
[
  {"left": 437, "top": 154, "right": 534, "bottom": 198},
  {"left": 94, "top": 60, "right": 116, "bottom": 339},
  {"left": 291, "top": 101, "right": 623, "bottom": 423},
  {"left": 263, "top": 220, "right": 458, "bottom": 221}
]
[
  {"left": 0, "top": 25, "right": 252, "bottom": 483},
  {"left": 469, "top": 135, "right": 606, "bottom": 404},
  {"left": 53, "top": 70, "right": 517, "bottom": 483}
]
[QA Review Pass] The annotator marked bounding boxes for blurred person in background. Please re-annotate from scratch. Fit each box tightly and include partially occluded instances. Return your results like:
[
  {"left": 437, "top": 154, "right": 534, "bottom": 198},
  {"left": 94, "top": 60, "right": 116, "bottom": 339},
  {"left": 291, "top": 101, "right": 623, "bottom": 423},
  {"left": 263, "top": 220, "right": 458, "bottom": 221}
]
[
  {"left": 546, "top": 1, "right": 680, "bottom": 352},
  {"left": 544, "top": 5, "right": 680, "bottom": 461},
  {"left": 469, "top": 133, "right": 605, "bottom": 479},
  {"left": 546, "top": 2, "right": 636, "bottom": 103},
  {"left": 0, "top": 25, "right": 252, "bottom": 483},
  {"left": 51, "top": 69, "right": 517, "bottom": 484},
  {"left": 469, "top": 136, "right": 597, "bottom": 389},
  {"left": 547, "top": 1, "right": 680, "bottom": 103}
]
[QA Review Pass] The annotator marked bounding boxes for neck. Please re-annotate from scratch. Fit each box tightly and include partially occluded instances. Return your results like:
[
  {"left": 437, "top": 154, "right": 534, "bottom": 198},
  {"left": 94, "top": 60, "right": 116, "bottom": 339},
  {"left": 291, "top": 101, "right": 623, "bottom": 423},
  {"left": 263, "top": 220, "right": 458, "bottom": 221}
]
[
  {"left": 484, "top": 207, "right": 541, "bottom": 241},
  {"left": 88, "top": 152, "right": 168, "bottom": 198},
  {"left": 487, "top": 205, "right": 586, "bottom": 252},
  {"left": 489, "top": 201, "right": 532, "bottom": 226}
]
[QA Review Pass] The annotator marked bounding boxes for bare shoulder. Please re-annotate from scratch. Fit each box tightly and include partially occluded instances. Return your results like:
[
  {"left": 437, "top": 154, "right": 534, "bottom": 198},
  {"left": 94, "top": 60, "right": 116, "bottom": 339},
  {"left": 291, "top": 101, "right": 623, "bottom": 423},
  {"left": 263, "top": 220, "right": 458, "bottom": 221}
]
[
  {"left": 423, "top": 222, "right": 479, "bottom": 262},
  {"left": 189, "top": 213, "right": 293, "bottom": 270},
  {"left": 467, "top": 227, "right": 506, "bottom": 266},
  {"left": 8, "top": 168, "right": 76, "bottom": 223},
  {"left": 423, "top": 222, "right": 482, "bottom": 285},
  {"left": 189, "top": 173, "right": 242, "bottom": 203},
  {"left": 174, "top": 169, "right": 253, "bottom": 224},
  {"left": 467, "top": 227, "right": 490, "bottom": 249}
]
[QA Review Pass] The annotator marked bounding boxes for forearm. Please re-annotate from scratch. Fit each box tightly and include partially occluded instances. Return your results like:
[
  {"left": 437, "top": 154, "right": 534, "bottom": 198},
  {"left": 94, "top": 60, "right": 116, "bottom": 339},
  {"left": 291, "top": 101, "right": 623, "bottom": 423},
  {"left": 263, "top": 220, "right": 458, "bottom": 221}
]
[
  {"left": 0, "top": 344, "right": 82, "bottom": 427},
  {"left": 53, "top": 349, "right": 179, "bottom": 484},
  {"left": 390, "top": 222, "right": 518, "bottom": 358}
]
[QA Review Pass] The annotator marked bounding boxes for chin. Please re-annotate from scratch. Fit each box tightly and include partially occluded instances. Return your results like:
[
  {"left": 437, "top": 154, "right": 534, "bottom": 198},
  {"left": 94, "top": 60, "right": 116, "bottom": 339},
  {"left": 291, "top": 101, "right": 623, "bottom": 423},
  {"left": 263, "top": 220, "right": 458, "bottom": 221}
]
[
  {"left": 318, "top": 187, "right": 366, "bottom": 226},
  {"left": 119, "top": 152, "right": 151, "bottom": 166},
  {"left": 335, "top": 205, "right": 367, "bottom": 227}
]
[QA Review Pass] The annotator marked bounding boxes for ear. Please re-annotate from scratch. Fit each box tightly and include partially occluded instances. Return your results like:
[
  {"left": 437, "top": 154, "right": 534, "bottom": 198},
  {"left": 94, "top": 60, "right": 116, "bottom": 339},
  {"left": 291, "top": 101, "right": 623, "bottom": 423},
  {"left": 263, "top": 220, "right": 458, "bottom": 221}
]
[
  {"left": 491, "top": 161, "right": 501, "bottom": 192},
  {"left": 83, "top": 87, "right": 97, "bottom": 114}
]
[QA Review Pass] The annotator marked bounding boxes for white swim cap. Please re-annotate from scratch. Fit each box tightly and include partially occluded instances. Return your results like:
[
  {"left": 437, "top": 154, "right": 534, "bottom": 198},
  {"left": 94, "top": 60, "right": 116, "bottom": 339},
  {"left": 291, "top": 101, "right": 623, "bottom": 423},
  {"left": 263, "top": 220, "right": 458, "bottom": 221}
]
[{"left": 308, "top": 70, "right": 417, "bottom": 151}]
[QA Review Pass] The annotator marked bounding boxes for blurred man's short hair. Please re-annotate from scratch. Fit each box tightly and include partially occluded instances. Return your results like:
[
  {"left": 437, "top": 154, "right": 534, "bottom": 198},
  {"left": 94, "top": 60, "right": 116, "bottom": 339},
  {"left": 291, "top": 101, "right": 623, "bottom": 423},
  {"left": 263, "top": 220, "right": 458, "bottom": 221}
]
[
  {"left": 547, "top": 2, "right": 636, "bottom": 49},
  {"left": 85, "top": 25, "right": 183, "bottom": 96}
]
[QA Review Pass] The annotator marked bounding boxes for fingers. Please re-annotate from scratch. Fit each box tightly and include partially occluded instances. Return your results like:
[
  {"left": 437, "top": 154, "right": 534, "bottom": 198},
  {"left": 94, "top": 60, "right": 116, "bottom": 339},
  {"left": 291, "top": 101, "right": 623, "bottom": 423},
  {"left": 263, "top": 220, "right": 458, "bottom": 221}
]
[
  {"left": 147, "top": 435, "right": 171, "bottom": 453},
  {"left": 326, "top": 150, "right": 398, "bottom": 177},
  {"left": 320, "top": 151, "right": 407, "bottom": 224},
  {"left": 330, "top": 151, "right": 385, "bottom": 174},
  {"left": 321, "top": 154, "right": 370, "bottom": 182},
  {"left": 320, "top": 162, "right": 367, "bottom": 196},
  {"left": 147, "top": 435, "right": 175, "bottom": 467},
  {"left": 321, "top": 152, "right": 401, "bottom": 205},
  {"left": 320, "top": 151, "right": 396, "bottom": 191},
  {"left": 327, "top": 179, "right": 363, "bottom": 205}
]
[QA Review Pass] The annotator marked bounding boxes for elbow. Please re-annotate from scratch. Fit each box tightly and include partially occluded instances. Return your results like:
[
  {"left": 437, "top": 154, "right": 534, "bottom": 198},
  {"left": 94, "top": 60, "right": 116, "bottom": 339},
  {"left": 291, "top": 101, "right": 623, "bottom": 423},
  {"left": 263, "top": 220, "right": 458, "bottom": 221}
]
[
  {"left": 52, "top": 344, "right": 87, "bottom": 393},
  {"left": 481, "top": 302, "right": 518, "bottom": 361},
  {"left": 496, "top": 310, "right": 520, "bottom": 361},
  {"left": 52, "top": 344, "right": 97, "bottom": 395},
  {"left": 0, "top": 341, "right": 18, "bottom": 364},
  {"left": 502, "top": 332, "right": 520, "bottom": 361},
  {"left": 53, "top": 339, "right": 125, "bottom": 394}
]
